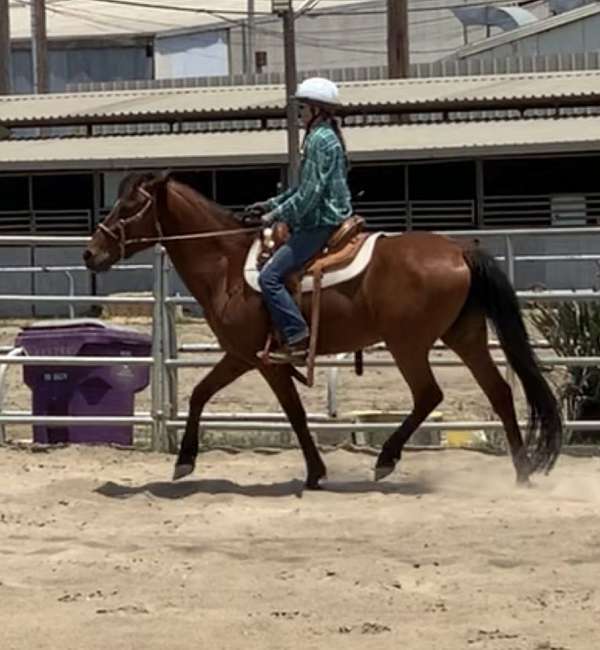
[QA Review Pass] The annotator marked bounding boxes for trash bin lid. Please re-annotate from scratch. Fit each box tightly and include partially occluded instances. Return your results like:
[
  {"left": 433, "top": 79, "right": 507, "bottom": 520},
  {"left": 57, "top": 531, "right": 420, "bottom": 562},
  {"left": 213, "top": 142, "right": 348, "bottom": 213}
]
[
  {"left": 22, "top": 318, "right": 144, "bottom": 335},
  {"left": 16, "top": 319, "right": 152, "bottom": 354},
  {"left": 24, "top": 318, "right": 106, "bottom": 330}
]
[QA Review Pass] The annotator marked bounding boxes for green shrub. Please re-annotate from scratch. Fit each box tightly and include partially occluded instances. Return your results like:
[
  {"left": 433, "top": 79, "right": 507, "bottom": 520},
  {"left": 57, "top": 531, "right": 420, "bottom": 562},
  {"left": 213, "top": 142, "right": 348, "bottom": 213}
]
[{"left": 530, "top": 301, "right": 600, "bottom": 443}]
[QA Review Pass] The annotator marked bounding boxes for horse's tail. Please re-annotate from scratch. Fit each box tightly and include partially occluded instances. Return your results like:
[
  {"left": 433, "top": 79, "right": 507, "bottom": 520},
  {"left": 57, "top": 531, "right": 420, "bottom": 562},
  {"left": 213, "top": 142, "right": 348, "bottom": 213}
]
[{"left": 463, "top": 246, "right": 562, "bottom": 473}]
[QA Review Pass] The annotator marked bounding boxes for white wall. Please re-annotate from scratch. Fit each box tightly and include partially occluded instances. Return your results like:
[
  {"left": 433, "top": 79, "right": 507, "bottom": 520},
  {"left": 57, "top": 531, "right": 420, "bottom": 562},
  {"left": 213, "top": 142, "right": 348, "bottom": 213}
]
[{"left": 154, "top": 30, "right": 229, "bottom": 79}]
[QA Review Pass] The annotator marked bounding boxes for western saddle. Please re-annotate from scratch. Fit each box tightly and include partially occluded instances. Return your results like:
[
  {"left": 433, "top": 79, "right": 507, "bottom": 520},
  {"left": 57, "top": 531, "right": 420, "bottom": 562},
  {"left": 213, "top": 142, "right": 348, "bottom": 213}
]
[{"left": 257, "top": 215, "right": 368, "bottom": 386}]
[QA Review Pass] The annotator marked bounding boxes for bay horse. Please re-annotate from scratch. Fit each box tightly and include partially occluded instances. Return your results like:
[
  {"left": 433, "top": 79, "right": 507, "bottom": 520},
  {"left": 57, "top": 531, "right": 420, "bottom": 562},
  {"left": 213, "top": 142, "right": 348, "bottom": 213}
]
[{"left": 83, "top": 172, "right": 562, "bottom": 488}]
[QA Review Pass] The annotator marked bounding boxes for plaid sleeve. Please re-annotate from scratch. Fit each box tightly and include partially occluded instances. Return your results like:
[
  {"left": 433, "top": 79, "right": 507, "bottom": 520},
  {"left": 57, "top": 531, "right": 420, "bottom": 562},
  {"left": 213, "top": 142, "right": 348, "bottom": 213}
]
[
  {"left": 272, "top": 130, "right": 337, "bottom": 227},
  {"left": 267, "top": 187, "right": 295, "bottom": 210}
]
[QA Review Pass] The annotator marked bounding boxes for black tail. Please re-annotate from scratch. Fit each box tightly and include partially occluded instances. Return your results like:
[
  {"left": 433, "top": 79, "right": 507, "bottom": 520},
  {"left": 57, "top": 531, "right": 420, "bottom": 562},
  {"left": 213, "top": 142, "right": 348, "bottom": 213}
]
[{"left": 463, "top": 247, "right": 562, "bottom": 473}]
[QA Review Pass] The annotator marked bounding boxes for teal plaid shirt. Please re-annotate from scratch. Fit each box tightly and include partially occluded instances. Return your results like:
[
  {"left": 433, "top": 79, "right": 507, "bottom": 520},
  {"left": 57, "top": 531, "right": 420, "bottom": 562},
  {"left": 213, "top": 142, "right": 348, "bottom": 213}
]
[{"left": 268, "top": 123, "right": 353, "bottom": 231}]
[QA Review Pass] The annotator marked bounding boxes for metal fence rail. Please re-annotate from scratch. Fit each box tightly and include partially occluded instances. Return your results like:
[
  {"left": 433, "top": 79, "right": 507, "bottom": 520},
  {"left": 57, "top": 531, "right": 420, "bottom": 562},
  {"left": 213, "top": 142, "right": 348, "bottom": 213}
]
[{"left": 1, "top": 228, "right": 600, "bottom": 452}]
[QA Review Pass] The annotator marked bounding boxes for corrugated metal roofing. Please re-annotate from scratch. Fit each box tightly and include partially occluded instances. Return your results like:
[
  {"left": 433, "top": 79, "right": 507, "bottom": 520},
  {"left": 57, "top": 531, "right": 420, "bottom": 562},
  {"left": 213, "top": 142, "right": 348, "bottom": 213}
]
[
  {"left": 0, "top": 84, "right": 285, "bottom": 125},
  {"left": 454, "top": 3, "right": 600, "bottom": 59},
  {"left": 3, "top": 70, "right": 600, "bottom": 127},
  {"left": 1, "top": 116, "right": 600, "bottom": 171},
  {"left": 7, "top": 0, "right": 308, "bottom": 40}
]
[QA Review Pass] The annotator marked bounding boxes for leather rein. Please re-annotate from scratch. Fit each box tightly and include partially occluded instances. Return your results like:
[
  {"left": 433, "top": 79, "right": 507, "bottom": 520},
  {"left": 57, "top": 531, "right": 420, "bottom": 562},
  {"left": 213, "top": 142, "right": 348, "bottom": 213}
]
[{"left": 98, "top": 186, "right": 260, "bottom": 260}]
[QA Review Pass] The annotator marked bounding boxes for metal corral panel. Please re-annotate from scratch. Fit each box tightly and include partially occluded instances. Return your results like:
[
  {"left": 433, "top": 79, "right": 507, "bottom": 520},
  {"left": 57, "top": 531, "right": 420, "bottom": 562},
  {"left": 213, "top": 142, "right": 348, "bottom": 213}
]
[
  {"left": 3, "top": 117, "right": 600, "bottom": 171},
  {"left": 5, "top": 70, "right": 600, "bottom": 127}
]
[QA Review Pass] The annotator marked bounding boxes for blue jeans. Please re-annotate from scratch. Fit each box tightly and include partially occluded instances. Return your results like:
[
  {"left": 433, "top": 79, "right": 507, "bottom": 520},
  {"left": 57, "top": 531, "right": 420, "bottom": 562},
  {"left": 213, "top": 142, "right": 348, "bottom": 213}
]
[{"left": 258, "top": 226, "right": 336, "bottom": 345}]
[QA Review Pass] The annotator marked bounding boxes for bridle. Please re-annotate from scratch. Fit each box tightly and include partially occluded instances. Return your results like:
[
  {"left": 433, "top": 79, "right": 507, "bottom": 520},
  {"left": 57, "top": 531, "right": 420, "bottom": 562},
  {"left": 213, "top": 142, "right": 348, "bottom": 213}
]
[
  {"left": 98, "top": 186, "right": 161, "bottom": 261},
  {"left": 97, "top": 185, "right": 260, "bottom": 261}
]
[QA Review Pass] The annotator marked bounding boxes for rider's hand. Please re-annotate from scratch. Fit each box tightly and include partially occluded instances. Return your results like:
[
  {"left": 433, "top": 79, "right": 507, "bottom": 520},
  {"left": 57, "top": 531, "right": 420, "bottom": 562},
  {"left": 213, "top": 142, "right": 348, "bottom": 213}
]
[
  {"left": 261, "top": 211, "right": 276, "bottom": 227},
  {"left": 245, "top": 201, "right": 269, "bottom": 217}
]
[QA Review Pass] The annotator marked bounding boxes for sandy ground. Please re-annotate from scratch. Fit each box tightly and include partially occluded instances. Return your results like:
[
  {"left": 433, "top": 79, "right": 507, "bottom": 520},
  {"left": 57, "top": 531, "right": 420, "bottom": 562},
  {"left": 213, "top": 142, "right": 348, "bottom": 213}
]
[{"left": 0, "top": 445, "right": 599, "bottom": 650}]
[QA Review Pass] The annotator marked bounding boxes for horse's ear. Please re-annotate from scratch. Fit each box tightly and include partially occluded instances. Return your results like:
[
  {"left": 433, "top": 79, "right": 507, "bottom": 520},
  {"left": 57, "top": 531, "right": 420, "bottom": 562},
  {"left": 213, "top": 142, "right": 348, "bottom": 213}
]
[
  {"left": 142, "top": 171, "right": 170, "bottom": 197},
  {"left": 142, "top": 172, "right": 170, "bottom": 215}
]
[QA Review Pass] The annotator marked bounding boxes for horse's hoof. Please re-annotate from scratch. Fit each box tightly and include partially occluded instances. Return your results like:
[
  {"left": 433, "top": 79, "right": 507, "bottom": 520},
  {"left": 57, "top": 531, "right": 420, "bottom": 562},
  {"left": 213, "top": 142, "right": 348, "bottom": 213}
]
[
  {"left": 306, "top": 473, "right": 327, "bottom": 490},
  {"left": 516, "top": 476, "right": 533, "bottom": 488},
  {"left": 173, "top": 463, "right": 195, "bottom": 481},
  {"left": 374, "top": 464, "right": 395, "bottom": 481}
]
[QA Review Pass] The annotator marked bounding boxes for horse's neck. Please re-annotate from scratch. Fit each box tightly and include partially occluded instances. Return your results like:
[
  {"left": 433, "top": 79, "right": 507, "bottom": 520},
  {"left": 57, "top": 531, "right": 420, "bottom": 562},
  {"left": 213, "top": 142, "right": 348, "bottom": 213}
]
[{"left": 161, "top": 185, "right": 251, "bottom": 317}]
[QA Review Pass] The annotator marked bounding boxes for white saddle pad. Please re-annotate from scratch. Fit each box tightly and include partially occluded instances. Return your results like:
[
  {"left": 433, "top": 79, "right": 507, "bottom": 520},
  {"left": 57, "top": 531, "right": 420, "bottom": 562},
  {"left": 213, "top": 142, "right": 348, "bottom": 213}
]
[{"left": 244, "top": 232, "right": 385, "bottom": 294}]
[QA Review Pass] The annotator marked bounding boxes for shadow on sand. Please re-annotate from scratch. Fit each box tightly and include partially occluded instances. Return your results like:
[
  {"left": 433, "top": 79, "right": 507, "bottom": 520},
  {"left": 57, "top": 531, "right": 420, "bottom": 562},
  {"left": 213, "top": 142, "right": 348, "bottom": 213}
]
[{"left": 95, "top": 477, "right": 433, "bottom": 500}]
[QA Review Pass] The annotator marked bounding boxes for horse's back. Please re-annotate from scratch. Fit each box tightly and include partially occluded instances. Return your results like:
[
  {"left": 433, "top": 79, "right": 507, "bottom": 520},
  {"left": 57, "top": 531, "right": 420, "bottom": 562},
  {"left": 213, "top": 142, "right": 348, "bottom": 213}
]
[{"left": 363, "top": 231, "right": 472, "bottom": 340}]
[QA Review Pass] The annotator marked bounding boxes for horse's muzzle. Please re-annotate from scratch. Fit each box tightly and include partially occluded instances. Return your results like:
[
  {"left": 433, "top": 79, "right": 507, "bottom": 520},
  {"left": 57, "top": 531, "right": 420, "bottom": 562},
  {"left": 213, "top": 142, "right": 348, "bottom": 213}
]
[{"left": 83, "top": 248, "right": 112, "bottom": 273}]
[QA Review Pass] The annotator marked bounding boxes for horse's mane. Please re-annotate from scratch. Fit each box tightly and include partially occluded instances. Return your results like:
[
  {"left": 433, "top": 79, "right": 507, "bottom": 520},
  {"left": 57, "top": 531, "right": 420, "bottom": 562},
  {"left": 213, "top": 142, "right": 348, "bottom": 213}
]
[{"left": 119, "top": 171, "right": 241, "bottom": 230}]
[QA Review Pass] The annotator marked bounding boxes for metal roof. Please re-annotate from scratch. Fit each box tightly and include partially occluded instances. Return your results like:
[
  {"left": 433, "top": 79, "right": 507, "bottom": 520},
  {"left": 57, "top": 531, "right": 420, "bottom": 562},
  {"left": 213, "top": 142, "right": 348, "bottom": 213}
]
[
  {"left": 7, "top": 0, "right": 309, "bottom": 40},
  {"left": 454, "top": 3, "right": 600, "bottom": 59},
  {"left": 3, "top": 70, "right": 600, "bottom": 128},
  {"left": 1, "top": 116, "right": 600, "bottom": 171},
  {"left": 451, "top": 5, "right": 538, "bottom": 30}
]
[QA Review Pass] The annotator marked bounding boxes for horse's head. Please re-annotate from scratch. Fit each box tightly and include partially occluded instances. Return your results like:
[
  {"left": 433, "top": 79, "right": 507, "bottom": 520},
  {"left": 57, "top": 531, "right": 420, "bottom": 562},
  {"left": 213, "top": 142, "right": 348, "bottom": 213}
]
[{"left": 83, "top": 172, "right": 168, "bottom": 272}]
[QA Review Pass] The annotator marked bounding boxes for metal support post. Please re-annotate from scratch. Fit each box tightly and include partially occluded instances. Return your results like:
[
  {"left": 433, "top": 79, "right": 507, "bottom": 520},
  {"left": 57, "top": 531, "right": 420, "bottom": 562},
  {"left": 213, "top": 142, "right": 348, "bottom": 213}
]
[
  {"left": 504, "top": 235, "right": 516, "bottom": 388},
  {"left": 0, "top": 0, "right": 11, "bottom": 95},
  {"left": 278, "top": 3, "right": 300, "bottom": 186},
  {"left": 505, "top": 234, "right": 516, "bottom": 285},
  {"left": 326, "top": 353, "right": 347, "bottom": 418},
  {"left": 246, "top": 0, "right": 255, "bottom": 76},
  {"left": 161, "top": 256, "right": 179, "bottom": 453},
  {"left": 151, "top": 244, "right": 167, "bottom": 451},
  {"left": 64, "top": 271, "right": 75, "bottom": 318},
  {"left": 30, "top": 0, "right": 49, "bottom": 94}
]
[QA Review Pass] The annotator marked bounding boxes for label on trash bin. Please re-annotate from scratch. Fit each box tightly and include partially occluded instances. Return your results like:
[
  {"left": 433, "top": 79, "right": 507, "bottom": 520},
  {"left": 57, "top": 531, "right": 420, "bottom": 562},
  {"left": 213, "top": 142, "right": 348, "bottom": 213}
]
[
  {"left": 114, "top": 365, "right": 134, "bottom": 379},
  {"left": 43, "top": 372, "right": 69, "bottom": 382}
]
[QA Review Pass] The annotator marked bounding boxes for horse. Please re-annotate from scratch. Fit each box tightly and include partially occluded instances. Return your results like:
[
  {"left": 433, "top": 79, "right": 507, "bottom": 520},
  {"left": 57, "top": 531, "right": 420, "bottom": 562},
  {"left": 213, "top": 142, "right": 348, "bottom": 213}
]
[{"left": 83, "top": 172, "right": 562, "bottom": 488}]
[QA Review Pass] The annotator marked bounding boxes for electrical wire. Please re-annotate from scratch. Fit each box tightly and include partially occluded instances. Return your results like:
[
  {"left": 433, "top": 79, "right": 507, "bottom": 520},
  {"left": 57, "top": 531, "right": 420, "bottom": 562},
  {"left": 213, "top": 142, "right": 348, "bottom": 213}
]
[{"left": 12, "top": 0, "right": 489, "bottom": 59}]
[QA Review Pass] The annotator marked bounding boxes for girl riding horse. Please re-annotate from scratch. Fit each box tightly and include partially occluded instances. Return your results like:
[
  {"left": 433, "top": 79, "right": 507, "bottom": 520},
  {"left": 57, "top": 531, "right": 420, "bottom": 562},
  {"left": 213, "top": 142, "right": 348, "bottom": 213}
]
[{"left": 248, "top": 77, "right": 353, "bottom": 365}]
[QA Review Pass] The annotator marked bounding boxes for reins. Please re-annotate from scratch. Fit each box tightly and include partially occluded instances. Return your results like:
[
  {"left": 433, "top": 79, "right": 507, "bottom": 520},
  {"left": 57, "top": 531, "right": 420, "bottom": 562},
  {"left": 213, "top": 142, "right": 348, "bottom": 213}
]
[
  {"left": 98, "top": 183, "right": 261, "bottom": 260},
  {"left": 124, "top": 226, "right": 261, "bottom": 247}
]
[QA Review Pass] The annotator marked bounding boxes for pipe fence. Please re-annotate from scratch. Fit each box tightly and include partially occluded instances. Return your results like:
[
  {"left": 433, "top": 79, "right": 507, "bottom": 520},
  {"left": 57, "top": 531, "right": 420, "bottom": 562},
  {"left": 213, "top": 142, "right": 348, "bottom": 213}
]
[{"left": 1, "top": 228, "right": 600, "bottom": 451}]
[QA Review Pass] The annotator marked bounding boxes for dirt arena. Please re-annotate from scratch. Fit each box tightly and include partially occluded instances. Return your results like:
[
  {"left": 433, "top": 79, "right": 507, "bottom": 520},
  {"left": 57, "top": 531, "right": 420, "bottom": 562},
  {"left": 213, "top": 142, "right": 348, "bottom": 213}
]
[
  {"left": 1, "top": 445, "right": 599, "bottom": 650},
  {"left": 1, "top": 318, "right": 598, "bottom": 649}
]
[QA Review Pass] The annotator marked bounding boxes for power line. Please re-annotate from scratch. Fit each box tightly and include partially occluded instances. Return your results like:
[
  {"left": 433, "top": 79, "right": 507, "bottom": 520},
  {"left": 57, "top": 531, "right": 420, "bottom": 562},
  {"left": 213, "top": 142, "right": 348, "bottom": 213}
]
[
  {"left": 13, "top": 0, "right": 478, "bottom": 59},
  {"left": 50, "top": 0, "right": 531, "bottom": 20},
  {"left": 83, "top": 0, "right": 274, "bottom": 18},
  {"left": 19, "top": 0, "right": 181, "bottom": 33},
  {"left": 309, "top": 0, "right": 532, "bottom": 14}
]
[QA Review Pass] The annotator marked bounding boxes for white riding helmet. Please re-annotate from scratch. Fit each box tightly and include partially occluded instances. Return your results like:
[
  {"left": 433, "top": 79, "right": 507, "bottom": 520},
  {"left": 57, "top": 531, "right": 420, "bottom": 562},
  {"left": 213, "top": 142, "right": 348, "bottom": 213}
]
[{"left": 294, "top": 77, "right": 341, "bottom": 108}]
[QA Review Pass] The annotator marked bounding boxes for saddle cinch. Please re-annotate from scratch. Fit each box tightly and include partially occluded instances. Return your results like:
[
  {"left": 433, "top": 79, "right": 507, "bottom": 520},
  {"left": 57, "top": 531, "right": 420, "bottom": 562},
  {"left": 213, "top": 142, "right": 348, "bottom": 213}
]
[{"left": 257, "top": 215, "right": 368, "bottom": 386}]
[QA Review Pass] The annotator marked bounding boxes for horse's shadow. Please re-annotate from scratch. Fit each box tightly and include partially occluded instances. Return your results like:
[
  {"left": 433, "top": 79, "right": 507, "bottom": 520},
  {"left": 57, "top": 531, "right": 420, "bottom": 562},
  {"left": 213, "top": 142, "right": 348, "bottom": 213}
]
[{"left": 94, "top": 477, "right": 433, "bottom": 500}]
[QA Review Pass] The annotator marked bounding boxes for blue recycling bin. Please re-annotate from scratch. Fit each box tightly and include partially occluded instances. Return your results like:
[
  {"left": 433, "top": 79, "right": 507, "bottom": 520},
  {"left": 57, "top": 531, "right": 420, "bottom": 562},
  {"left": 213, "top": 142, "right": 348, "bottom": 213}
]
[{"left": 16, "top": 319, "right": 152, "bottom": 445}]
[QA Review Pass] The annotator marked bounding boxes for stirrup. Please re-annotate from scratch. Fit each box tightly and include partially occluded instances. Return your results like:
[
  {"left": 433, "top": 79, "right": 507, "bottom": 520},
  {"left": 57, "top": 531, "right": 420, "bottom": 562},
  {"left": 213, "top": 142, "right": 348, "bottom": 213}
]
[
  {"left": 267, "top": 346, "right": 308, "bottom": 365},
  {"left": 264, "top": 336, "right": 309, "bottom": 365}
]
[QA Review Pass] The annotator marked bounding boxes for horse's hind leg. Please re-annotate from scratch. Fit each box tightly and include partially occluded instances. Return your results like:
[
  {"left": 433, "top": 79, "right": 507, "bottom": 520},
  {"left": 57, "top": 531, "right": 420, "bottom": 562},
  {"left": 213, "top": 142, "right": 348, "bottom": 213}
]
[
  {"left": 375, "top": 343, "right": 443, "bottom": 481},
  {"left": 442, "top": 310, "right": 531, "bottom": 484}
]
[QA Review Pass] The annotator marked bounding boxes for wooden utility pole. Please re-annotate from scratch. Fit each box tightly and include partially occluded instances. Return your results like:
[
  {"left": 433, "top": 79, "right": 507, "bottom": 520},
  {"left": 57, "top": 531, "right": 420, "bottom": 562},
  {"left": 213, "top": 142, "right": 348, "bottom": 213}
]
[
  {"left": 387, "top": 0, "right": 409, "bottom": 78},
  {"left": 273, "top": 0, "right": 300, "bottom": 186},
  {"left": 0, "top": 0, "right": 11, "bottom": 94},
  {"left": 246, "top": 0, "right": 255, "bottom": 76},
  {"left": 30, "top": 0, "right": 49, "bottom": 93}
]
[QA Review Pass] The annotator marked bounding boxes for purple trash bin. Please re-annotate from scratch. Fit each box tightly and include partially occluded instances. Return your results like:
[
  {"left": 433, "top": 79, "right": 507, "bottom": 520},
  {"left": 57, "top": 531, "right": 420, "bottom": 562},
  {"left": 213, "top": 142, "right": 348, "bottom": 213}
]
[{"left": 16, "top": 319, "right": 152, "bottom": 446}]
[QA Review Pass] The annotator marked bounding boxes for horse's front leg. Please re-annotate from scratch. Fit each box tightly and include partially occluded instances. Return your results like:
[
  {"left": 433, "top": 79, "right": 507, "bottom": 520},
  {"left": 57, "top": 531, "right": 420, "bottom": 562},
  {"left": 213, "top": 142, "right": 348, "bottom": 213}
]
[
  {"left": 173, "top": 353, "right": 251, "bottom": 480},
  {"left": 260, "top": 364, "right": 327, "bottom": 489}
]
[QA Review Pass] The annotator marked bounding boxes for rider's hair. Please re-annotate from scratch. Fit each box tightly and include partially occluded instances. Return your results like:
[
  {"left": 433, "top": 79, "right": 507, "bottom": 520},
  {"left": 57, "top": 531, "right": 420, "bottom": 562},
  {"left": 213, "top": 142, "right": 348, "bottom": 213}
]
[{"left": 302, "top": 105, "right": 349, "bottom": 167}]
